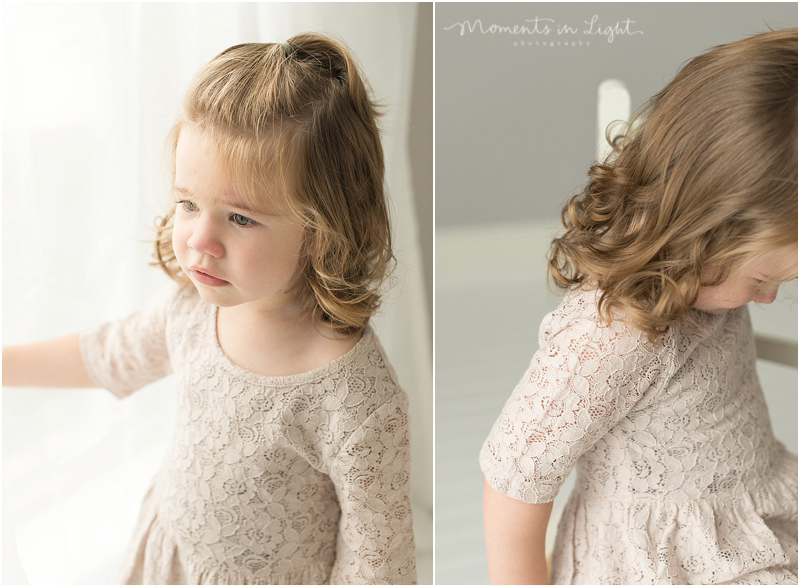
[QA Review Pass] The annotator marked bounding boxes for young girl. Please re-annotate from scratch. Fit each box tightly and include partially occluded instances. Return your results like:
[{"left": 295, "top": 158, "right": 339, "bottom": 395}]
[
  {"left": 481, "top": 29, "right": 797, "bottom": 584},
  {"left": 3, "top": 34, "right": 416, "bottom": 585}
]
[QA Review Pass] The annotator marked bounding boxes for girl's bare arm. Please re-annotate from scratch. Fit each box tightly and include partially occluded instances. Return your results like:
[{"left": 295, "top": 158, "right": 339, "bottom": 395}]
[
  {"left": 483, "top": 477, "right": 553, "bottom": 585},
  {"left": 2, "top": 333, "right": 96, "bottom": 388}
]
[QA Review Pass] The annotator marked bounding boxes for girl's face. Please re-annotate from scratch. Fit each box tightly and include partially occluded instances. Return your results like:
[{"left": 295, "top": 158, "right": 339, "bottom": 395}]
[
  {"left": 171, "top": 125, "right": 305, "bottom": 313},
  {"left": 693, "top": 244, "right": 798, "bottom": 314}
]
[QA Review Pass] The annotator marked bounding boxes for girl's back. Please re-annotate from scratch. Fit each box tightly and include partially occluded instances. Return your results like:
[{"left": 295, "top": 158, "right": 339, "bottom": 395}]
[{"left": 482, "top": 286, "right": 796, "bottom": 583}]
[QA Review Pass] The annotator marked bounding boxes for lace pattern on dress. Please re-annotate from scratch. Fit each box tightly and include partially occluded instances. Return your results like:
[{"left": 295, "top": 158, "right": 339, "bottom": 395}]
[
  {"left": 480, "top": 286, "right": 797, "bottom": 584},
  {"left": 81, "top": 284, "right": 417, "bottom": 584}
]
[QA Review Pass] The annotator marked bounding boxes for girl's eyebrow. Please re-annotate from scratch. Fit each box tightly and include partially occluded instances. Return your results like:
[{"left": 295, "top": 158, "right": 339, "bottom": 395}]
[
  {"left": 755, "top": 272, "right": 798, "bottom": 283},
  {"left": 173, "top": 185, "right": 263, "bottom": 216}
]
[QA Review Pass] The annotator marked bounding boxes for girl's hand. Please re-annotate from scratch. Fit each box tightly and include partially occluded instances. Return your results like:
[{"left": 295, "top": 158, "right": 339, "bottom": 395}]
[
  {"left": 483, "top": 477, "right": 553, "bottom": 585},
  {"left": 2, "top": 333, "right": 96, "bottom": 388}
]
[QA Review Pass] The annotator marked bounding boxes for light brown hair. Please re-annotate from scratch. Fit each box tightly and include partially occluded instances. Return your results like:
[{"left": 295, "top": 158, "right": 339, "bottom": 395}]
[
  {"left": 548, "top": 28, "right": 798, "bottom": 341},
  {"left": 154, "top": 33, "right": 394, "bottom": 334}
]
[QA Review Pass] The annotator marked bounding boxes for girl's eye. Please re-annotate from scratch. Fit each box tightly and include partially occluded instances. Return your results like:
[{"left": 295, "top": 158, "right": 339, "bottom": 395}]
[
  {"left": 232, "top": 213, "right": 256, "bottom": 227},
  {"left": 179, "top": 200, "right": 199, "bottom": 212}
]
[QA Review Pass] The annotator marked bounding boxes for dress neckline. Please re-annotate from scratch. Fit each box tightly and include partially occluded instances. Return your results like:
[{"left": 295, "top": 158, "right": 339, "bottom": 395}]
[{"left": 203, "top": 298, "right": 371, "bottom": 386}]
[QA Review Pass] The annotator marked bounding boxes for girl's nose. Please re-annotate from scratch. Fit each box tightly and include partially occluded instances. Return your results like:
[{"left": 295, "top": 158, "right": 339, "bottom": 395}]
[
  {"left": 752, "top": 286, "right": 779, "bottom": 305},
  {"left": 186, "top": 218, "right": 224, "bottom": 259}
]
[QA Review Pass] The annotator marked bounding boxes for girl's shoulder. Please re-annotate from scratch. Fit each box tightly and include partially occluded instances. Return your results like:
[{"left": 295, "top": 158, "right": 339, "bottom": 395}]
[
  {"left": 278, "top": 327, "right": 409, "bottom": 461},
  {"left": 540, "top": 285, "right": 741, "bottom": 366},
  {"left": 332, "top": 327, "right": 405, "bottom": 403},
  {"left": 546, "top": 285, "right": 601, "bottom": 324},
  {"left": 154, "top": 281, "right": 207, "bottom": 324},
  {"left": 540, "top": 286, "right": 638, "bottom": 343},
  {"left": 307, "top": 326, "right": 409, "bottom": 435},
  {"left": 537, "top": 285, "right": 675, "bottom": 371},
  {"left": 141, "top": 282, "right": 212, "bottom": 350}
]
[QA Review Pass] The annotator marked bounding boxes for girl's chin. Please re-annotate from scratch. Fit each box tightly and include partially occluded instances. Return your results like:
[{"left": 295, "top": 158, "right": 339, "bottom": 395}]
[{"left": 191, "top": 283, "right": 236, "bottom": 306}]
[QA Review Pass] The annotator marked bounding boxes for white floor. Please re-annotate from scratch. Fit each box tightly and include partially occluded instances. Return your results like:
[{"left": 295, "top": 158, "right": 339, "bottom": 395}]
[{"left": 435, "top": 221, "right": 798, "bottom": 585}]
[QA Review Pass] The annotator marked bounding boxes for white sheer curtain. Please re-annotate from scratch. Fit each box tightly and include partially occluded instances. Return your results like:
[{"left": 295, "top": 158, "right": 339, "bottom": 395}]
[{"left": 2, "top": 3, "right": 432, "bottom": 583}]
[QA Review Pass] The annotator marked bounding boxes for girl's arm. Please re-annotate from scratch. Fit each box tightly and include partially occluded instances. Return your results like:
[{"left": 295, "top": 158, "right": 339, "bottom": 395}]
[
  {"left": 328, "top": 394, "right": 417, "bottom": 584},
  {"left": 483, "top": 477, "right": 553, "bottom": 585},
  {"left": 4, "top": 284, "right": 180, "bottom": 397},
  {"left": 3, "top": 333, "right": 96, "bottom": 388}
]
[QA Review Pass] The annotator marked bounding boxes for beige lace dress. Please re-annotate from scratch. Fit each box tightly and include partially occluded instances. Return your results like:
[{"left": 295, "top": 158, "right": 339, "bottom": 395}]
[
  {"left": 79, "top": 284, "right": 416, "bottom": 584},
  {"left": 480, "top": 286, "right": 797, "bottom": 584}
]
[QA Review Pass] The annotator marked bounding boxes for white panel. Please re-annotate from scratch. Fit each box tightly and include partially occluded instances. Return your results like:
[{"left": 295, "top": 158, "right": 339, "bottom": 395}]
[{"left": 596, "top": 79, "right": 631, "bottom": 162}]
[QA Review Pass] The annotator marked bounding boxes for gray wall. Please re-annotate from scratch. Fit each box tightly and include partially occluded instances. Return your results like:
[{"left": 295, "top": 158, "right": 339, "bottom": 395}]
[
  {"left": 436, "top": 2, "right": 798, "bottom": 227},
  {"left": 411, "top": 2, "right": 434, "bottom": 321}
]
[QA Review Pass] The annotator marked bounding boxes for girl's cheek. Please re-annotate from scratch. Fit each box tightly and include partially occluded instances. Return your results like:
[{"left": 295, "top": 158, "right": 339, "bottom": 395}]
[{"left": 172, "top": 223, "right": 188, "bottom": 258}]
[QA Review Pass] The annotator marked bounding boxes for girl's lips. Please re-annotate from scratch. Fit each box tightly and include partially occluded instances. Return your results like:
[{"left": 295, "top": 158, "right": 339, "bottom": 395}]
[{"left": 191, "top": 269, "right": 229, "bottom": 287}]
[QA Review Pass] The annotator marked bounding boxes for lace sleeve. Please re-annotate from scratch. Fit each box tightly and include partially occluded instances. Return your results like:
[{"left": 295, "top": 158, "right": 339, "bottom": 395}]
[
  {"left": 480, "top": 302, "right": 675, "bottom": 504},
  {"left": 327, "top": 393, "right": 417, "bottom": 585},
  {"left": 78, "top": 283, "right": 179, "bottom": 398}
]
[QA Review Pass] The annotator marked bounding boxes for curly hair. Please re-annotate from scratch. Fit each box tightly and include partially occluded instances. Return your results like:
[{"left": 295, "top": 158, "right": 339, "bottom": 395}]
[
  {"left": 153, "top": 33, "right": 394, "bottom": 334},
  {"left": 548, "top": 28, "right": 798, "bottom": 341}
]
